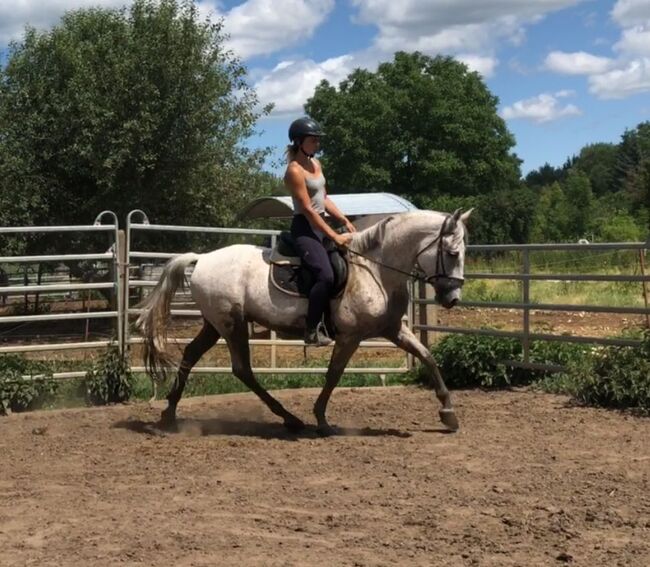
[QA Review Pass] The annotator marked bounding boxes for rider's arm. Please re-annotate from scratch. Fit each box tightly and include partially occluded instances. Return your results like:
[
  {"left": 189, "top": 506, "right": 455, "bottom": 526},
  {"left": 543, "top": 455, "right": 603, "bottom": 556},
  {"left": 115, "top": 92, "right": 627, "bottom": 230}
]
[
  {"left": 284, "top": 164, "right": 341, "bottom": 241},
  {"left": 324, "top": 197, "right": 356, "bottom": 233}
]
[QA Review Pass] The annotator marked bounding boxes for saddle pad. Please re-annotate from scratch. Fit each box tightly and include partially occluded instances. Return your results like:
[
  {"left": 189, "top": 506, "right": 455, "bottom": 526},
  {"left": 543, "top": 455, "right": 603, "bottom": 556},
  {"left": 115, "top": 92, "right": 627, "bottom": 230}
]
[
  {"left": 270, "top": 251, "right": 348, "bottom": 299},
  {"left": 270, "top": 263, "right": 309, "bottom": 297},
  {"left": 269, "top": 247, "right": 300, "bottom": 266}
]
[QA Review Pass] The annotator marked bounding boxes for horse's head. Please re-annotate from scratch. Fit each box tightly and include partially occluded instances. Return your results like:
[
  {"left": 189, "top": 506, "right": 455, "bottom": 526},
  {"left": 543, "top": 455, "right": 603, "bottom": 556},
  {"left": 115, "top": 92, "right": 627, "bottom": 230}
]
[{"left": 416, "top": 209, "right": 472, "bottom": 309}]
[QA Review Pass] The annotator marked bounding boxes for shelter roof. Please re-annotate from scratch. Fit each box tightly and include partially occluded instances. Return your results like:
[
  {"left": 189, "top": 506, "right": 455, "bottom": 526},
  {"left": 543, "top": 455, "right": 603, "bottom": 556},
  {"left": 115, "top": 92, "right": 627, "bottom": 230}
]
[{"left": 239, "top": 192, "right": 418, "bottom": 219}]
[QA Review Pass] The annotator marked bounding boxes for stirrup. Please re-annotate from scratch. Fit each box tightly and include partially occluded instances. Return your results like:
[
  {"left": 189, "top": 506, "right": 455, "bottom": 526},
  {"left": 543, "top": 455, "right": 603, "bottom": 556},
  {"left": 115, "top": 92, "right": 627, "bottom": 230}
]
[{"left": 304, "top": 322, "right": 332, "bottom": 346}]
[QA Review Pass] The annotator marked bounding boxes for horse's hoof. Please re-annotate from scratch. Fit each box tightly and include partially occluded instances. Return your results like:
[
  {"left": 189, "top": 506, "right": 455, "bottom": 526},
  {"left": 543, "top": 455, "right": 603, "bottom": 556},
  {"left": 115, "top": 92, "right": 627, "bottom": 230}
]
[
  {"left": 316, "top": 424, "right": 336, "bottom": 437},
  {"left": 159, "top": 408, "right": 177, "bottom": 429},
  {"left": 439, "top": 408, "right": 459, "bottom": 431},
  {"left": 283, "top": 416, "right": 306, "bottom": 433}
]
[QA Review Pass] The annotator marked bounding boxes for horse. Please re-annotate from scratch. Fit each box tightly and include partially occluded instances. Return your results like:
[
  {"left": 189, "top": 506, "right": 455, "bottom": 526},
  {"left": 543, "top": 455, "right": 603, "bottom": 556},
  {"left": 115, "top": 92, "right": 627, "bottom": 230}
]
[{"left": 136, "top": 209, "right": 472, "bottom": 436}]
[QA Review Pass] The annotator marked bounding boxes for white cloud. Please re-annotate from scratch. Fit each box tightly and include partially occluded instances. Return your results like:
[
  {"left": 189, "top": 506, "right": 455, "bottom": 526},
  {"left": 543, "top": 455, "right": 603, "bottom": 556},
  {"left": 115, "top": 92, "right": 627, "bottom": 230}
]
[
  {"left": 542, "top": 2, "right": 650, "bottom": 99},
  {"left": 456, "top": 54, "right": 498, "bottom": 77},
  {"left": 351, "top": 0, "right": 585, "bottom": 54},
  {"left": 614, "top": 25, "right": 650, "bottom": 56},
  {"left": 220, "top": 0, "right": 335, "bottom": 59},
  {"left": 0, "top": 0, "right": 126, "bottom": 44},
  {"left": 544, "top": 51, "right": 614, "bottom": 74},
  {"left": 611, "top": 0, "right": 650, "bottom": 27},
  {"left": 252, "top": 0, "right": 587, "bottom": 116},
  {"left": 501, "top": 91, "right": 582, "bottom": 123},
  {"left": 589, "top": 57, "right": 650, "bottom": 98},
  {"left": 254, "top": 54, "right": 359, "bottom": 116},
  {"left": 0, "top": 1, "right": 335, "bottom": 60}
]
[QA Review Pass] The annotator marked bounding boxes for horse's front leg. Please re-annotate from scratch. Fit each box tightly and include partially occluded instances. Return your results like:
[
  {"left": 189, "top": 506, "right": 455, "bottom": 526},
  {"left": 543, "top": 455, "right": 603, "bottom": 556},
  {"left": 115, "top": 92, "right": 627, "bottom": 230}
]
[
  {"left": 314, "top": 337, "right": 360, "bottom": 436},
  {"left": 389, "top": 323, "right": 459, "bottom": 431}
]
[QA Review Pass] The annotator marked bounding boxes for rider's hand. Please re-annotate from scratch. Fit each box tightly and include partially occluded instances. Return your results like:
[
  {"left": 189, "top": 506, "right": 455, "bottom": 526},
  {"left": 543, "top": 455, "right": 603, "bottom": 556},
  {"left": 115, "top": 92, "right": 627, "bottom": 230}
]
[
  {"left": 334, "top": 233, "right": 353, "bottom": 248},
  {"left": 344, "top": 219, "right": 357, "bottom": 233}
]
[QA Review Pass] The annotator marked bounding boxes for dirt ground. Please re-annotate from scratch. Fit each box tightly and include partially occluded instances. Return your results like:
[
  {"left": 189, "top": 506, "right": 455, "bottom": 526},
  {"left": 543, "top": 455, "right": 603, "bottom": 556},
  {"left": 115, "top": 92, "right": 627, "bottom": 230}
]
[{"left": 1, "top": 387, "right": 649, "bottom": 566}]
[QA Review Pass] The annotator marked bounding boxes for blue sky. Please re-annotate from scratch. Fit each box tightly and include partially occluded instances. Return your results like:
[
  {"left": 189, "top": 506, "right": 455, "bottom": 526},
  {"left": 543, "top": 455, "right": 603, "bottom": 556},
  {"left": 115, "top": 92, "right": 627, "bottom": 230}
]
[{"left": 1, "top": 0, "right": 649, "bottom": 176}]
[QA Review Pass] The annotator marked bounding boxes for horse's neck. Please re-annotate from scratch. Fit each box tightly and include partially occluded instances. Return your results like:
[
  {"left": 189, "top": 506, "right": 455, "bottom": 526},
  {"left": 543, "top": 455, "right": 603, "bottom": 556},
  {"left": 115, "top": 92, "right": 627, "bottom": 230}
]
[{"left": 354, "top": 212, "right": 444, "bottom": 283}]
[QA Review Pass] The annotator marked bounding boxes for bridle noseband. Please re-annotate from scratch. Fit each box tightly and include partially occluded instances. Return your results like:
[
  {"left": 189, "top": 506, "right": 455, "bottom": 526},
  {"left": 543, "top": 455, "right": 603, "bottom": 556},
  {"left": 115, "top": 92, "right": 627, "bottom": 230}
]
[{"left": 414, "top": 215, "right": 465, "bottom": 288}]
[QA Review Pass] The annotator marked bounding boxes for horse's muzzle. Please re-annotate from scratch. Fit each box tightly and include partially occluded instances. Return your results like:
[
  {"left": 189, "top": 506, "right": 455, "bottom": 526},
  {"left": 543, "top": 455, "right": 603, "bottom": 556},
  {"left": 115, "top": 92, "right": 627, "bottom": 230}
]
[{"left": 435, "top": 287, "right": 461, "bottom": 309}]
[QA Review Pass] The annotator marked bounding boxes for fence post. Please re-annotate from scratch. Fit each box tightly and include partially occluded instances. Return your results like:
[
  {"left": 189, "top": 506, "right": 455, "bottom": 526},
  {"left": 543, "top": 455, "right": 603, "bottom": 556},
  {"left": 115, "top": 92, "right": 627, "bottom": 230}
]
[
  {"left": 522, "top": 249, "right": 530, "bottom": 365},
  {"left": 640, "top": 249, "right": 650, "bottom": 329},
  {"left": 116, "top": 229, "right": 127, "bottom": 355},
  {"left": 270, "top": 234, "right": 278, "bottom": 370},
  {"left": 418, "top": 280, "right": 428, "bottom": 349}
]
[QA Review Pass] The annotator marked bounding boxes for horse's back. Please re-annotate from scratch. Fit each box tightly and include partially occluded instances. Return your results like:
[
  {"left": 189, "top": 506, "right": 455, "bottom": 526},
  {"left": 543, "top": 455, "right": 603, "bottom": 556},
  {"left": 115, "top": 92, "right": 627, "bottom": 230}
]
[{"left": 189, "top": 244, "right": 267, "bottom": 302}]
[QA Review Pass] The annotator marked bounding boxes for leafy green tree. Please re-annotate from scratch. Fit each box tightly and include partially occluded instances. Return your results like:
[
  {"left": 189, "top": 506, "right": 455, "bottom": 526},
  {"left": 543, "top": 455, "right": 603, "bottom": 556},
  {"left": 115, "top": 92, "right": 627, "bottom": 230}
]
[
  {"left": 563, "top": 169, "right": 593, "bottom": 239},
  {"left": 573, "top": 143, "right": 618, "bottom": 196},
  {"left": 524, "top": 162, "right": 567, "bottom": 190},
  {"left": 0, "top": 0, "right": 269, "bottom": 250},
  {"left": 613, "top": 121, "right": 650, "bottom": 193},
  {"left": 426, "top": 186, "right": 537, "bottom": 244},
  {"left": 598, "top": 212, "right": 644, "bottom": 242},
  {"left": 305, "top": 51, "right": 521, "bottom": 205},
  {"left": 530, "top": 182, "right": 570, "bottom": 242}
]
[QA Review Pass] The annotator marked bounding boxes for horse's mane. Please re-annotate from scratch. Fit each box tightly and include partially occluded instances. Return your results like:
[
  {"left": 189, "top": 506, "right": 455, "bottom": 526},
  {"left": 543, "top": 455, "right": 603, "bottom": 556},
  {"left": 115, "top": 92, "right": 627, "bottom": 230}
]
[
  {"left": 352, "top": 211, "right": 460, "bottom": 253},
  {"left": 353, "top": 215, "right": 396, "bottom": 253}
]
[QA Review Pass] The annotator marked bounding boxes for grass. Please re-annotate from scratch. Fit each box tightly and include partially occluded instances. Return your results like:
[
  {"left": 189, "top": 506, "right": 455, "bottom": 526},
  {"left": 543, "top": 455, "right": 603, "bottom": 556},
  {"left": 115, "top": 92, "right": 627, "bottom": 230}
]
[
  {"left": 463, "top": 249, "right": 648, "bottom": 307},
  {"left": 32, "top": 369, "right": 417, "bottom": 412}
]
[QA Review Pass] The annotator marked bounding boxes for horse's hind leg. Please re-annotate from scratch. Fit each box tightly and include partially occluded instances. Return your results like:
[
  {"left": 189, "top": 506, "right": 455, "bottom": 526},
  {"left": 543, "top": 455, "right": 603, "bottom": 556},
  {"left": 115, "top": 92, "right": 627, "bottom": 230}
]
[
  {"left": 160, "top": 319, "right": 220, "bottom": 426},
  {"left": 225, "top": 316, "right": 305, "bottom": 432},
  {"left": 389, "top": 323, "right": 459, "bottom": 431}
]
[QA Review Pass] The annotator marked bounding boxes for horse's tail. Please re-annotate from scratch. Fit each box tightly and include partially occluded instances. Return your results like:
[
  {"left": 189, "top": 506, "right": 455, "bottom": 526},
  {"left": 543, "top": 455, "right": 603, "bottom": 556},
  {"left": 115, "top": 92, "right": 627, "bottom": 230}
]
[{"left": 136, "top": 252, "right": 201, "bottom": 385}]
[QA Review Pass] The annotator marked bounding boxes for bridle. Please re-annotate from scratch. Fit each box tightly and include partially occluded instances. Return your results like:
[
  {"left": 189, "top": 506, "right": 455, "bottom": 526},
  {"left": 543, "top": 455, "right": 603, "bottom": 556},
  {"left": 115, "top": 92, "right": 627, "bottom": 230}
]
[{"left": 346, "top": 215, "right": 465, "bottom": 288}]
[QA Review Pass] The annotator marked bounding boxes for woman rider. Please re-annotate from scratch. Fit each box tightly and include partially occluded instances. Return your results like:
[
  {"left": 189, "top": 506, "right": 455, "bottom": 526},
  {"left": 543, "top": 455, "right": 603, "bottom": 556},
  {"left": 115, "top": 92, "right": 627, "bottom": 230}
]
[{"left": 283, "top": 117, "right": 355, "bottom": 346}]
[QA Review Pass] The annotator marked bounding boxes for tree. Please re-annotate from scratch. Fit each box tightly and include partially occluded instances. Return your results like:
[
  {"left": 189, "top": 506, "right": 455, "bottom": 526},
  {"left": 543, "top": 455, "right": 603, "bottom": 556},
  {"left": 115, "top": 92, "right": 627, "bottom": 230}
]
[
  {"left": 426, "top": 187, "right": 537, "bottom": 244},
  {"left": 530, "top": 183, "right": 571, "bottom": 243},
  {"left": 572, "top": 143, "right": 618, "bottom": 196},
  {"left": 0, "top": 0, "right": 269, "bottom": 246},
  {"left": 563, "top": 169, "right": 593, "bottom": 239},
  {"left": 524, "top": 162, "right": 567, "bottom": 190},
  {"left": 304, "top": 51, "right": 521, "bottom": 205},
  {"left": 613, "top": 121, "right": 650, "bottom": 194}
]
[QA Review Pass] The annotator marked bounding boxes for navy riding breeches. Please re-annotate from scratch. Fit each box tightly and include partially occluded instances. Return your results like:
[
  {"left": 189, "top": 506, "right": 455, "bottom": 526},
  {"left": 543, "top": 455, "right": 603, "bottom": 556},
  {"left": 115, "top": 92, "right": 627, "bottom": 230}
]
[{"left": 290, "top": 214, "right": 334, "bottom": 329}]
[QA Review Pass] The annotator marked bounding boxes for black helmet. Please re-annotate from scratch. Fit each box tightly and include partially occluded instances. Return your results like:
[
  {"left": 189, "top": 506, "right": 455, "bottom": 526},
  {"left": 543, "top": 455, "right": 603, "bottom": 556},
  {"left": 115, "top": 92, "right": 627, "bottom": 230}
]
[{"left": 288, "top": 117, "right": 324, "bottom": 143}]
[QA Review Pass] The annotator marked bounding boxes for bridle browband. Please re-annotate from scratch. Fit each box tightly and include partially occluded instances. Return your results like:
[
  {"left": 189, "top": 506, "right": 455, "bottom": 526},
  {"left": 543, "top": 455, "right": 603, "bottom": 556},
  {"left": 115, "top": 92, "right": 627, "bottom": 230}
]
[{"left": 346, "top": 215, "right": 465, "bottom": 287}]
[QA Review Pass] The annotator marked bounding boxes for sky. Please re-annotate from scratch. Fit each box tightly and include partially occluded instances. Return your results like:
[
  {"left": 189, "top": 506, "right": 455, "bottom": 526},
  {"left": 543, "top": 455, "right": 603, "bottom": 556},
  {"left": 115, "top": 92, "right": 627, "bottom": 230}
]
[{"left": 1, "top": 0, "right": 649, "bottom": 176}]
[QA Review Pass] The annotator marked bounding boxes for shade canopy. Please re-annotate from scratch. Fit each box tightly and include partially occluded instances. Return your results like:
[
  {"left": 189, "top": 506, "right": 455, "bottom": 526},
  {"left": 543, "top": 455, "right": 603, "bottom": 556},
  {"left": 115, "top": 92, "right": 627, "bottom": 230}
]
[{"left": 239, "top": 192, "right": 418, "bottom": 220}]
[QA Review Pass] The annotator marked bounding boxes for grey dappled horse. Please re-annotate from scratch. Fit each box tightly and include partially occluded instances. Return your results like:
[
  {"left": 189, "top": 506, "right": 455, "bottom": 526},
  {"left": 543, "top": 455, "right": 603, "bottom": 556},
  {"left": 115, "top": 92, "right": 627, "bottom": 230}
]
[{"left": 137, "top": 209, "right": 472, "bottom": 435}]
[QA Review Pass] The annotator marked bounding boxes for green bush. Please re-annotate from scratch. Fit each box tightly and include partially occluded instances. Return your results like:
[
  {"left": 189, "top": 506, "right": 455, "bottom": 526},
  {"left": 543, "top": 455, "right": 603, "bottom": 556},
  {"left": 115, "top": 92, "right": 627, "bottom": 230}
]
[
  {"left": 425, "top": 333, "right": 522, "bottom": 388},
  {"left": 85, "top": 347, "right": 132, "bottom": 405},
  {"left": 565, "top": 331, "right": 650, "bottom": 414},
  {"left": 0, "top": 355, "right": 58, "bottom": 414},
  {"left": 423, "top": 334, "right": 591, "bottom": 389}
]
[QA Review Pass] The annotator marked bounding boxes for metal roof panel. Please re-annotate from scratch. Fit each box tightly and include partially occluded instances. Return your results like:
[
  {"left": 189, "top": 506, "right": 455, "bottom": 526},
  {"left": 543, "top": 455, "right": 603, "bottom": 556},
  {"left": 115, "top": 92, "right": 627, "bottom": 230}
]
[{"left": 239, "top": 192, "right": 418, "bottom": 219}]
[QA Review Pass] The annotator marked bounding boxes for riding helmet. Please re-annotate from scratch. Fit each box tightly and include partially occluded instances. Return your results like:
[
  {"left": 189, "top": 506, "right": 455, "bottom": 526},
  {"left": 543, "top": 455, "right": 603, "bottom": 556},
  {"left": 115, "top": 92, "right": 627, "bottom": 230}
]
[{"left": 288, "top": 117, "right": 324, "bottom": 143}]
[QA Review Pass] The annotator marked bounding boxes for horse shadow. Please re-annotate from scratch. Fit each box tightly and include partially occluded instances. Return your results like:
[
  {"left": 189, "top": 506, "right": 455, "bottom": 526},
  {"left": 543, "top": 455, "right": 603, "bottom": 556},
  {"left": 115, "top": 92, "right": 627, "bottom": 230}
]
[{"left": 111, "top": 417, "right": 440, "bottom": 440}]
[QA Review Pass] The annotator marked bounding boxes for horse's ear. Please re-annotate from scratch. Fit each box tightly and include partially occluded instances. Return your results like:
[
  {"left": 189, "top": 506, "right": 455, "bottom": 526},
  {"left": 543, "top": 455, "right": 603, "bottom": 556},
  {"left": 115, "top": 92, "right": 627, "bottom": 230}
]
[
  {"left": 460, "top": 208, "right": 474, "bottom": 224},
  {"left": 442, "top": 209, "right": 461, "bottom": 235}
]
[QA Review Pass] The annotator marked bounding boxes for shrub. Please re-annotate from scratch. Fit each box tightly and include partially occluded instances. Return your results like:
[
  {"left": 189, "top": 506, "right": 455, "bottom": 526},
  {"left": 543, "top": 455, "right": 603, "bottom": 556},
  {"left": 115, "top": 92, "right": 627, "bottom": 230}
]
[
  {"left": 565, "top": 331, "right": 650, "bottom": 414},
  {"left": 0, "top": 355, "right": 58, "bottom": 414},
  {"left": 425, "top": 333, "right": 522, "bottom": 388},
  {"left": 85, "top": 347, "right": 132, "bottom": 405},
  {"left": 423, "top": 334, "right": 592, "bottom": 389}
]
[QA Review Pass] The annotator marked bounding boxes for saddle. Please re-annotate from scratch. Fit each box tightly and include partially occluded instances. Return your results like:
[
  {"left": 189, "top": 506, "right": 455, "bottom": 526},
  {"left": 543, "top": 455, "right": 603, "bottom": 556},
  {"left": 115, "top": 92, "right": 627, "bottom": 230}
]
[{"left": 269, "top": 232, "right": 348, "bottom": 298}]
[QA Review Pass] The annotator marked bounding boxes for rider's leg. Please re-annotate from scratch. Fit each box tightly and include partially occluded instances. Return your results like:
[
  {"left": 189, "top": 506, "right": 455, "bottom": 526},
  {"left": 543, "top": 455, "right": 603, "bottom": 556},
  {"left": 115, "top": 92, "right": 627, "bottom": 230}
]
[{"left": 291, "top": 216, "right": 334, "bottom": 345}]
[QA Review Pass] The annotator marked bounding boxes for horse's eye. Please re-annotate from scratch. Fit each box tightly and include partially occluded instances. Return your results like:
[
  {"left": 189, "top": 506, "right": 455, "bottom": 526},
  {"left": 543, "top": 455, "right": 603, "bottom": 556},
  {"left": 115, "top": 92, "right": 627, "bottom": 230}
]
[{"left": 447, "top": 250, "right": 459, "bottom": 258}]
